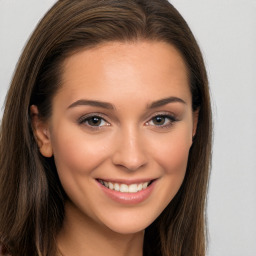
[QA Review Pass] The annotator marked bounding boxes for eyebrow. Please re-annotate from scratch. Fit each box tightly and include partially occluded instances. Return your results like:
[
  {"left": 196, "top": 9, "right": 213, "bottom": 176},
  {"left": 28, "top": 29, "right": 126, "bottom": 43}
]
[
  {"left": 67, "top": 96, "right": 186, "bottom": 110},
  {"left": 148, "top": 96, "right": 186, "bottom": 109},
  {"left": 67, "top": 99, "right": 115, "bottom": 110}
]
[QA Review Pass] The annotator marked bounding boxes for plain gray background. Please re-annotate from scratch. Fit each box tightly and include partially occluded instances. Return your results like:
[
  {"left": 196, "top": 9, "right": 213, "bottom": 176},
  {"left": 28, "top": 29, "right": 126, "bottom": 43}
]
[{"left": 0, "top": 1, "right": 255, "bottom": 255}]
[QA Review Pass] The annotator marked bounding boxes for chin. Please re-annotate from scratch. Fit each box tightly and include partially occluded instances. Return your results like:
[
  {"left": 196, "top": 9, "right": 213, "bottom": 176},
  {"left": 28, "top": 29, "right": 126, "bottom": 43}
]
[
  {"left": 98, "top": 211, "right": 156, "bottom": 235},
  {"left": 106, "top": 222, "right": 147, "bottom": 235}
]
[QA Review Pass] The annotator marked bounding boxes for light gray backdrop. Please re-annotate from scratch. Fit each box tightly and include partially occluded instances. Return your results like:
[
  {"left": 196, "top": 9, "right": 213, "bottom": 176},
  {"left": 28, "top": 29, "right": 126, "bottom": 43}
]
[{"left": 0, "top": 1, "right": 255, "bottom": 255}]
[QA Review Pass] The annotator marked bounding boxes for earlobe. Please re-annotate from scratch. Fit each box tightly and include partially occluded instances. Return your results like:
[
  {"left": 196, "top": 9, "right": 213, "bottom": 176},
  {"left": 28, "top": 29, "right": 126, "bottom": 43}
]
[{"left": 30, "top": 105, "right": 53, "bottom": 157}]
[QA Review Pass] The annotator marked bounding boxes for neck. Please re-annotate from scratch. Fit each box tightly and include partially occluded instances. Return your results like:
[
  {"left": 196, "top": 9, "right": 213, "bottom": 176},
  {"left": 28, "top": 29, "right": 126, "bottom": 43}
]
[{"left": 57, "top": 201, "right": 144, "bottom": 256}]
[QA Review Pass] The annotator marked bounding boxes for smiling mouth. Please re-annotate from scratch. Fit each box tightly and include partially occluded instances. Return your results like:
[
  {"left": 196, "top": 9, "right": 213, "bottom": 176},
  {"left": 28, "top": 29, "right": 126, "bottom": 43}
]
[{"left": 97, "top": 179, "right": 154, "bottom": 193}]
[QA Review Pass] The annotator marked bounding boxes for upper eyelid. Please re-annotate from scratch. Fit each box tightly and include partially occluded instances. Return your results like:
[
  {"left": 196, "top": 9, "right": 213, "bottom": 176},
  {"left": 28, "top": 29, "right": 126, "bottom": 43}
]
[
  {"left": 146, "top": 111, "right": 177, "bottom": 121},
  {"left": 147, "top": 115, "right": 176, "bottom": 123},
  {"left": 145, "top": 115, "right": 178, "bottom": 130},
  {"left": 78, "top": 113, "right": 109, "bottom": 124},
  {"left": 77, "top": 111, "right": 177, "bottom": 124}
]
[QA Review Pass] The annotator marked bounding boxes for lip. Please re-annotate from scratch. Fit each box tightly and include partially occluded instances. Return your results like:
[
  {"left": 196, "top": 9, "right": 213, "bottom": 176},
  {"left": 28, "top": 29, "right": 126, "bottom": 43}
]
[{"left": 96, "top": 178, "right": 157, "bottom": 205}]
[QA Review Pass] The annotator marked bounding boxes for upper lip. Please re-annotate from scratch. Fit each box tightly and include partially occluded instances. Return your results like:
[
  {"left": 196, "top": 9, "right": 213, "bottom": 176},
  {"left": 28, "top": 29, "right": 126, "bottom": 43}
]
[{"left": 96, "top": 178, "right": 157, "bottom": 185}]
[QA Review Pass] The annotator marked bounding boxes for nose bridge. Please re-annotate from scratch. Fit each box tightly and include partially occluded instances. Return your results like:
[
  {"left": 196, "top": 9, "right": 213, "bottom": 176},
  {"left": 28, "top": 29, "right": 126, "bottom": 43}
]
[{"left": 112, "top": 124, "right": 147, "bottom": 171}]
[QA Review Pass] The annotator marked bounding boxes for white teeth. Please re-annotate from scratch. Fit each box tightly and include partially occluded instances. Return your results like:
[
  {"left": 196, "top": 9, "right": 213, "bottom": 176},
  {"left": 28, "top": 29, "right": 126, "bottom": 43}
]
[
  {"left": 103, "top": 181, "right": 109, "bottom": 188},
  {"left": 108, "top": 182, "right": 114, "bottom": 190},
  {"left": 99, "top": 180, "right": 151, "bottom": 193},
  {"left": 128, "top": 184, "right": 138, "bottom": 193},
  {"left": 114, "top": 183, "right": 119, "bottom": 191},
  {"left": 137, "top": 183, "right": 143, "bottom": 191},
  {"left": 120, "top": 184, "right": 129, "bottom": 192},
  {"left": 142, "top": 182, "right": 148, "bottom": 189}
]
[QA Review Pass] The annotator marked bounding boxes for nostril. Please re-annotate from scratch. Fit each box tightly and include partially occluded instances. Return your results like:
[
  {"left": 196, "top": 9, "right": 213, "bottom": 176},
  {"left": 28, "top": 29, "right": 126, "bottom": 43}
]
[
  {"left": 111, "top": 131, "right": 148, "bottom": 171},
  {"left": 113, "top": 155, "right": 148, "bottom": 172},
  {"left": 112, "top": 150, "right": 147, "bottom": 171}
]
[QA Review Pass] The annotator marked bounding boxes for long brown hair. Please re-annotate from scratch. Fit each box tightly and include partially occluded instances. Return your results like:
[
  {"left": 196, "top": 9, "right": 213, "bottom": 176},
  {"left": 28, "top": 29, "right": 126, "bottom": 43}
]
[{"left": 0, "top": 0, "right": 212, "bottom": 255}]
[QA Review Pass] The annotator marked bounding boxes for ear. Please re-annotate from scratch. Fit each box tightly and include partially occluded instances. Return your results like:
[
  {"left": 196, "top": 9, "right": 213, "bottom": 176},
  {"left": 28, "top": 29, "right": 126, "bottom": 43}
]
[
  {"left": 30, "top": 105, "right": 53, "bottom": 157},
  {"left": 192, "top": 109, "right": 199, "bottom": 138}
]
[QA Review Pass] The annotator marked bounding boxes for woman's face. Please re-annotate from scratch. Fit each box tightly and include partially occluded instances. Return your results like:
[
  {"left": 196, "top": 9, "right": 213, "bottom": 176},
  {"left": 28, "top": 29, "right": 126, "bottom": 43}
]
[{"left": 36, "top": 41, "right": 197, "bottom": 234}]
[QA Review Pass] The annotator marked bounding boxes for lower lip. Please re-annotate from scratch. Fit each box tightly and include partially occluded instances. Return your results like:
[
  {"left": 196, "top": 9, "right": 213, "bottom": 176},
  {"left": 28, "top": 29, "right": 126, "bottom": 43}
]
[{"left": 97, "top": 180, "right": 156, "bottom": 205}]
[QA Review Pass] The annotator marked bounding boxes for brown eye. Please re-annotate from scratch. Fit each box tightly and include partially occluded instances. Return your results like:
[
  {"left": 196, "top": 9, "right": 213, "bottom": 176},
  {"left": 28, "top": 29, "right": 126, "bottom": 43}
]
[
  {"left": 79, "top": 115, "right": 109, "bottom": 127},
  {"left": 87, "top": 116, "right": 102, "bottom": 126},
  {"left": 146, "top": 115, "right": 176, "bottom": 128},
  {"left": 152, "top": 116, "right": 166, "bottom": 126}
]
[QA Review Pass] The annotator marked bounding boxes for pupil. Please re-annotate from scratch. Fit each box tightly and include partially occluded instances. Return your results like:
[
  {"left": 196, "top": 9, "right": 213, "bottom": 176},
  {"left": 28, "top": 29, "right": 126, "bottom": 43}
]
[
  {"left": 154, "top": 116, "right": 164, "bottom": 125},
  {"left": 89, "top": 117, "right": 101, "bottom": 126}
]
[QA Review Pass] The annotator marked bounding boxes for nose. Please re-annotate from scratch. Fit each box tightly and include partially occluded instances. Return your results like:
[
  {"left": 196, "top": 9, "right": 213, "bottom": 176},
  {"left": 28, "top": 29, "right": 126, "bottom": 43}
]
[{"left": 111, "top": 127, "right": 148, "bottom": 172}]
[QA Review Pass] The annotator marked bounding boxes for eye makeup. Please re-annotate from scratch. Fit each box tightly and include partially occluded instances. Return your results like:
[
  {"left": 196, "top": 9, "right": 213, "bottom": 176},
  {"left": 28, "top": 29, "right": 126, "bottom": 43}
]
[
  {"left": 76, "top": 110, "right": 180, "bottom": 132},
  {"left": 77, "top": 113, "right": 111, "bottom": 130}
]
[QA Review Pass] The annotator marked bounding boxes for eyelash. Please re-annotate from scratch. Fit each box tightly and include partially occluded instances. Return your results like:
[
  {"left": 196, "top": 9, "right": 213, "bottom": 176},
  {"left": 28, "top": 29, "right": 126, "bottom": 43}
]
[
  {"left": 78, "top": 114, "right": 110, "bottom": 129},
  {"left": 145, "top": 114, "right": 177, "bottom": 129},
  {"left": 78, "top": 113, "right": 178, "bottom": 129}
]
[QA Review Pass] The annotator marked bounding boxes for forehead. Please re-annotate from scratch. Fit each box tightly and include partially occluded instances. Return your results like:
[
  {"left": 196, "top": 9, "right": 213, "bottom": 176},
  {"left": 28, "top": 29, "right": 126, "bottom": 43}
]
[{"left": 56, "top": 41, "right": 191, "bottom": 106}]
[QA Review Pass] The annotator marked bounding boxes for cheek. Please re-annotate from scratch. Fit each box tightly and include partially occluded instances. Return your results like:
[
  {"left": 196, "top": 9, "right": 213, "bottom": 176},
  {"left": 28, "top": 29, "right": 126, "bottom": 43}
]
[
  {"left": 150, "top": 126, "right": 192, "bottom": 196},
  {"left": 150, "top": 128, "right": 192, "bottom": 175},
  {"left": 50, "top": 123, "right": 111, "bottom": 177},
  {"left": 139, "top": 127, "right": 192, "bottom": 221},
  {"left": 164, "top": 140, "right": 190, "bottom": 173}
]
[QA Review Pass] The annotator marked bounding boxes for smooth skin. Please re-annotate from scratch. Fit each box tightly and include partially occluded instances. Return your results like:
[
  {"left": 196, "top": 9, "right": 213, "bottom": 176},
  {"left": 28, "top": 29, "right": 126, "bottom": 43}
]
[{"left": 31, "top": 41, "right": 198, "bottom": 256}]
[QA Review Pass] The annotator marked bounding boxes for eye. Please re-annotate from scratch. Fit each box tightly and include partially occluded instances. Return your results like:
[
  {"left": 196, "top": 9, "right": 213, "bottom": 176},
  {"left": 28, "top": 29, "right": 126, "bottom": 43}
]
[
  {"left": 79, "top": 115, "right": 109, "bottom": 127},
  {"left": 146, "top": 114, "right": 176, "bottom": 128}
]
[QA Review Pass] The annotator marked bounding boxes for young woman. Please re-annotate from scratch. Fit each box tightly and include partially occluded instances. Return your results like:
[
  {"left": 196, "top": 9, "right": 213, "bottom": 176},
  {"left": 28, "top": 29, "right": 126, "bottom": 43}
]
[{"left": 0, "top": 0, "right": 212, "bottom": 255}]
